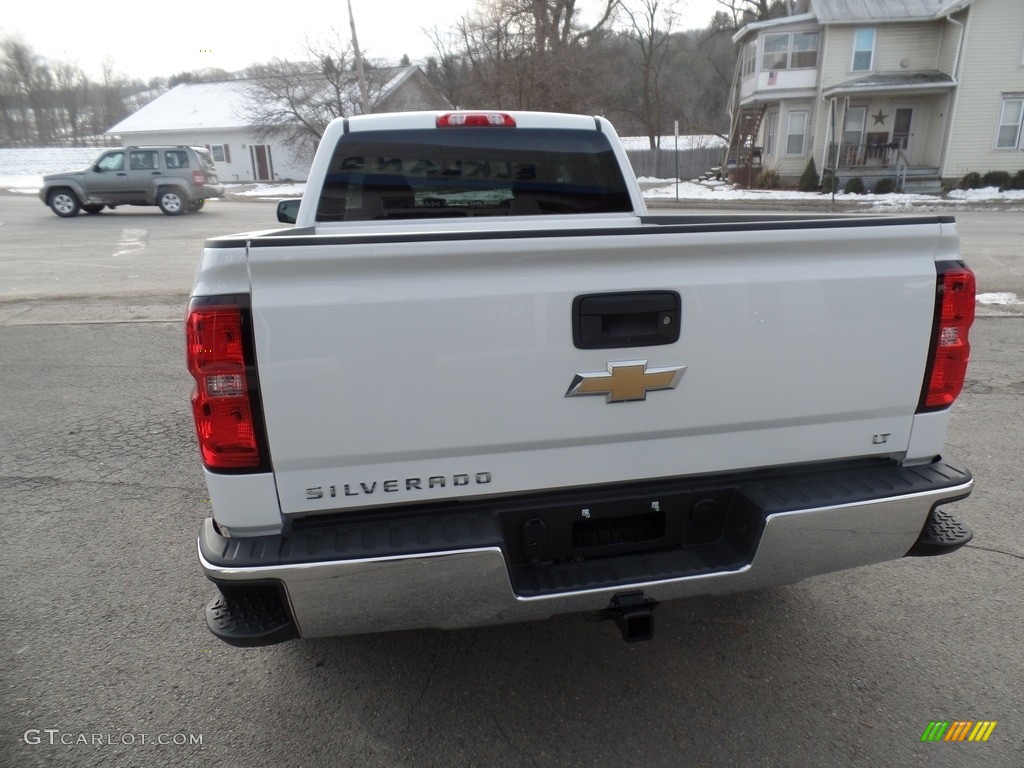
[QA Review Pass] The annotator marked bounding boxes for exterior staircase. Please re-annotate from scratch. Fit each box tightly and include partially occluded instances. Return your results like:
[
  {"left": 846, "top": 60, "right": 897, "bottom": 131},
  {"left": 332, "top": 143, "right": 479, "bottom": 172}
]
[{"left": 724, "top": 103, "right": 767, "bottom": 170}]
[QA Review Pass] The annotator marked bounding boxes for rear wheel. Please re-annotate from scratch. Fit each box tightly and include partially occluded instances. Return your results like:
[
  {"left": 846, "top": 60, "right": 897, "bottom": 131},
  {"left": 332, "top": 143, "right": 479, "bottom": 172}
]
[
  {"left": 157, "top": 188, "right": 186, "bottom": 215},
  {"left": 48, "top": 189, "right": 81, "bottom": 217},
  {"left": 82, "top": 203, "right": 104, "bottom": 214}
]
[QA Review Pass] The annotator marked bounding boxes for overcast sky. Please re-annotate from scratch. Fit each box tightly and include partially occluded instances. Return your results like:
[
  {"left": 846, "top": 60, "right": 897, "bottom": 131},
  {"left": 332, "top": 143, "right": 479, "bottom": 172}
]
[{"left": 2, "top": 0, "right": 723, "bottom": 82}]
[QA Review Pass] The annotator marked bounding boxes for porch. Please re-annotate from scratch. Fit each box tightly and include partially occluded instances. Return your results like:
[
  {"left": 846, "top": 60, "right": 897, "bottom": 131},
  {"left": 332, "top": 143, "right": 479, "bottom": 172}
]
[{"left": 825, "top": 142, "right": 942, "bottom": 195}]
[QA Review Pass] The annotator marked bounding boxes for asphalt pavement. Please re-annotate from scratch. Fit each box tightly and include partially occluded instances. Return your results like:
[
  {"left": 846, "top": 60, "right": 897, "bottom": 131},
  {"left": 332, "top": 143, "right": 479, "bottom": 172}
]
[{"left": 1, "top": 195, "right": 1021, "bottom": 767}]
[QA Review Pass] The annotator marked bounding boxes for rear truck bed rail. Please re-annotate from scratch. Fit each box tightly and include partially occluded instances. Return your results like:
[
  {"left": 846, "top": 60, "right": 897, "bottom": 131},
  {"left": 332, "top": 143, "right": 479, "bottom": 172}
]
[{"left": 199, "top": 456, "right": 972, "bottom": 646}]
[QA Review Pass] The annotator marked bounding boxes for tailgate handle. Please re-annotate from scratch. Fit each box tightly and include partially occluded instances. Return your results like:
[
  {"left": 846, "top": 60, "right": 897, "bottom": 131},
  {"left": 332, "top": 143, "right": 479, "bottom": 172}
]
[{"left": 572, "top": 291, "right": 680, "bottom": 349}]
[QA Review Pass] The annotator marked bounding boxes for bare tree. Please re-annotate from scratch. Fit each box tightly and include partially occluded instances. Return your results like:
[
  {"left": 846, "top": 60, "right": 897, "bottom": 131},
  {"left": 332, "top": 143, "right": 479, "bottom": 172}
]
[
  {"left": 714, "top": 0, "right": 791, "bottom": 29},
  {"left": 54, "top": 61, "right": 89, "bottom": 146},
  {"left": 449, "top": 0, "right": 619, "bottom": 111},
  {"left": 1, "top": 38, "right": 49, "bottom": 145},
  {"left": 619, "top": 0, "right": 681, "bottom": 148},
  {"left": 242, "top": 34, "right": 396, "bottom": 163}
]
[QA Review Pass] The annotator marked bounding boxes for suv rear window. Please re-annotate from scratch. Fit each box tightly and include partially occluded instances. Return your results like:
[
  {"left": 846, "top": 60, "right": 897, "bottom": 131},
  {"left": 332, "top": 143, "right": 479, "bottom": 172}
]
[
  {"left": 316, "top": 127, "right": 632, "bottom": 221},
  {"left": 193, "top": 149, "right": 217, "bottom": 172},
  {"left": 165, "top": 150, "right": 189, "bottom": 169}
]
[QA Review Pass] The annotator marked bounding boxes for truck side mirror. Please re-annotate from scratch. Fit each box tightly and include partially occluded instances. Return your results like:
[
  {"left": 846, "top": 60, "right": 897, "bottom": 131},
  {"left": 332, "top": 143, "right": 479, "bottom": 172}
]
[{"left": 277, "top": 199, "right": 300, "bottom": 224}]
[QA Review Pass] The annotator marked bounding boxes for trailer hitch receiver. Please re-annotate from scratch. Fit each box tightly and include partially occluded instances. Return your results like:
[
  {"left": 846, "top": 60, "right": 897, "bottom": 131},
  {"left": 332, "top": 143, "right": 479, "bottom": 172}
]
[{"left": 604, "top": 591, "right": 657, "bottom": 643}]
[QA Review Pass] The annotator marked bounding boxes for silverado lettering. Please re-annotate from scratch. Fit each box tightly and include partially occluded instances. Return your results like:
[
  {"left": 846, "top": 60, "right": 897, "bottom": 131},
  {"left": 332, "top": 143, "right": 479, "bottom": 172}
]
[
  {"left": 189, "top": 110, "right": 975, "bottom": 647},
  {"left": 305, "top": 472, "right": 493, "bottom": 500}
]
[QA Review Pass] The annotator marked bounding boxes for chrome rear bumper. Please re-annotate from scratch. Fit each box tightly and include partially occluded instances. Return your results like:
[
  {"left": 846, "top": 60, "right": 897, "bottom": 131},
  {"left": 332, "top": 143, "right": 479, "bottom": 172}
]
[{"left": 199, "top": 458, "right": 972, "bottom": 640}]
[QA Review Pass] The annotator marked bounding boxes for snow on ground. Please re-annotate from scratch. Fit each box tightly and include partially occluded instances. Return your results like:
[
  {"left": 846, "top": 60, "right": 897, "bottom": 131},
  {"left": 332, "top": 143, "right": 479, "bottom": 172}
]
[
  {"left": 223, "top": 183, "right": 306, "bottom": 199},
  {"left": 977, "top": 292, "right": 1024, "bottom": 305},
  {"left": 0, "top": 147, "right": 100, "bottom": 194},
  {"left": 641, "top": 179, "right": 1024, "bottom": 209}
]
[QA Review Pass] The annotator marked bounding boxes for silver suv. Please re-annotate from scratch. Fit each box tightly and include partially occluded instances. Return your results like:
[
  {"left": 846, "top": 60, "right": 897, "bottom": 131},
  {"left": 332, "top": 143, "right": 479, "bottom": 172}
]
[{"left": 40, "top": 145, "right": 225, "bottom": 217}]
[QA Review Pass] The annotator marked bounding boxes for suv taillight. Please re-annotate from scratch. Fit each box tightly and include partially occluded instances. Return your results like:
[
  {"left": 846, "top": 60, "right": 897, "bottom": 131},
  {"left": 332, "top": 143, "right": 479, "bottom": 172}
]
[
  {"left": 193, "top": 170, "right": 205, "bottom": 185},
  {"left": 919, "top": 262, "right": 975, "bottom": 411},
  {"left": 186, "top": 300, "right": 267, "bottom": 470}
]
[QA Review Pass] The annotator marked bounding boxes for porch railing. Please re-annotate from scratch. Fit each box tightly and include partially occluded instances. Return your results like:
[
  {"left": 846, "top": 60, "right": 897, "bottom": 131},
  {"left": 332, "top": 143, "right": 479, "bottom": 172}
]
[{"left": 826, "top": 141, "right": 902, "bottom": 170}]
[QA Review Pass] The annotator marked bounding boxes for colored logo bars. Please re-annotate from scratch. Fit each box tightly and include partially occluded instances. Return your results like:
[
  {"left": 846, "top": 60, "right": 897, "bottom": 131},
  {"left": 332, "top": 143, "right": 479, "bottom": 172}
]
[{"left": 921, "top": 721, "right": 997, "bottom": 742}]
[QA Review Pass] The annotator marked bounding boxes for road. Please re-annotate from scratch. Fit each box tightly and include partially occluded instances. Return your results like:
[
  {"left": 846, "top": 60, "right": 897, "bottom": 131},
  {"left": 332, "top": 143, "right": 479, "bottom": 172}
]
[{"left": 1, "top": 195, "right": 1021, "bottom": 767}]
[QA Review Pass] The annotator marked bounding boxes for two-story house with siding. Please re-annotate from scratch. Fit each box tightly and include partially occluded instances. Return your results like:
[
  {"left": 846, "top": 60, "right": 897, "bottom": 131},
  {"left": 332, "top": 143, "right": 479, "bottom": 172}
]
[{"left": 726, "top": 0, "right": 1024, "bottom": 192}]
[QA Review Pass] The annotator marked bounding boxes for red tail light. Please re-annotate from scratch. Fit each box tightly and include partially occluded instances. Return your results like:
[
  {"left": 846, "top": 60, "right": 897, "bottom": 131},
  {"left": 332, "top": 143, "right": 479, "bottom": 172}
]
[
  {"left": 437, "top": 112, "right": 516, "bottom": 127},
  {"left": 193, "top": 170, "right": 205, "bottom": 185},
  {"left": 920, "top": 263, "right": 975, "bottom": 410},
  {"left": 187, "top": 303, "right": 264, "bottom": 469}
]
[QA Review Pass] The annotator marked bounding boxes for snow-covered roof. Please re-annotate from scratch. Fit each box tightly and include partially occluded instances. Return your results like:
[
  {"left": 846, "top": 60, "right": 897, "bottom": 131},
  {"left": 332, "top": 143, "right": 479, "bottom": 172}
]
[
  {"left": 107, "top": 66, "right": 427, "bottom": 135},
  {"left": 810, "top": 0, "right": 974, "bottom": 23},
  {"left": 108, "top": 81, "right": 256, "bottom": 133}
]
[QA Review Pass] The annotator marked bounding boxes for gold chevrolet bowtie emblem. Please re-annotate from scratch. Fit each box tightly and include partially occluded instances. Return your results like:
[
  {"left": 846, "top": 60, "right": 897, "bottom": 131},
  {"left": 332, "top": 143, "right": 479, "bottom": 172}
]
[{"left": 565, "top": 360, "right": 686, "bottom": 403}]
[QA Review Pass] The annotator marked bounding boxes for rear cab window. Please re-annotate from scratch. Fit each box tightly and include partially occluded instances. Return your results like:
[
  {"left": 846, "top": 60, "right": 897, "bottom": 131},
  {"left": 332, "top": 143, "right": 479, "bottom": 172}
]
[{"left": 316, "top": 127, "right": 632, "bottom": 222}]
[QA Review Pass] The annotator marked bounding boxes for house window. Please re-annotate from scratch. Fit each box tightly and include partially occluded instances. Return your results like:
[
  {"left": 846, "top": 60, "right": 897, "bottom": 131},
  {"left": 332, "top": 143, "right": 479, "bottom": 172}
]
[
  {"left": 995, "top": 95, "right": 1024, "bottom": 149},
  {"left": 761, "top": 32, "right": 819, "bottom": 71},
  {"left": 765, "top": 110, "right": 779, "bottom": 155},
  {"left": 741, "top": 40, "right": 756, "bottom": 77},
  {"left": 786, "top": 111, "right": 808, "bottom": 155},
  {"left": 852, "top": 28, "right": 875, "bottom": 72},
  {"left": 763, "top": 34, "right": 789, "bottom": 70},
  {"left": 791, "top": 32, "right": 819, "bottom": 69},
  {"left": 208, "top": 144, "right": 231, "bottom": 163}
]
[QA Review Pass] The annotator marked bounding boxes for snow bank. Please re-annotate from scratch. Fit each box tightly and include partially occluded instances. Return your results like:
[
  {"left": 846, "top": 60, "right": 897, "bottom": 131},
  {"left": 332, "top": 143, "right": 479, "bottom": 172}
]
[{"left": 0, "top": 147, "right": 100, "bottom": 194}]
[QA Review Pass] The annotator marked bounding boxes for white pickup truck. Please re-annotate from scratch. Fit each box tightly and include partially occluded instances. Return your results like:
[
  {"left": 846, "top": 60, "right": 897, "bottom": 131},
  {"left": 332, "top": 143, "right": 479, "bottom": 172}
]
[{"left": 189, "top": 111, "right": 975, "bottom": 645}]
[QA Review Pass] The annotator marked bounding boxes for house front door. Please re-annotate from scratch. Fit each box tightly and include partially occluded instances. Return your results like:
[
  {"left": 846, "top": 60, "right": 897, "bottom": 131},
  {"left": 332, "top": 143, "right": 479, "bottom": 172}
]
[
  {"left": 250, "top": 145, "right": 274, "bottom": 181},
  {"left": 892, "top": 107, "right": 915, "bottom": 156}
]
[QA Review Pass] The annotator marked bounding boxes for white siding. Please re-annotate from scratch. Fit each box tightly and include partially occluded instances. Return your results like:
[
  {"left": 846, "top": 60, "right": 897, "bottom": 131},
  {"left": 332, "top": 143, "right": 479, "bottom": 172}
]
[
  {"left": 820, "top": 23, "right": 944, "bottom": 87},
  {"left": 115, "top": 129, "right": 309, "bottom": 182},
  {"left": 945, "top": 0, "right": 1024, "bottom": 176}
]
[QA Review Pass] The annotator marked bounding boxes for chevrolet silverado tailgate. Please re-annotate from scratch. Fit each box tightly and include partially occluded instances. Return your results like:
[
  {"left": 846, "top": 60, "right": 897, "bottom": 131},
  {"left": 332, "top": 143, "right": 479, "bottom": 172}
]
[{"left": 245, "top": 217, "right": 956, "bottom": 517}]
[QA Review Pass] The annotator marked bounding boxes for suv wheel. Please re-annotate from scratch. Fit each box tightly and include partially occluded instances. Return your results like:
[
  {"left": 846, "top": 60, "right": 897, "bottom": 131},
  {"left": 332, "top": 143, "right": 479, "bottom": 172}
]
[
  {"left": 157, "top": 188, "right": 186, "bottom": 215},
  {"left": 48, "top": 189, "right": 81, "bottom": 218}
]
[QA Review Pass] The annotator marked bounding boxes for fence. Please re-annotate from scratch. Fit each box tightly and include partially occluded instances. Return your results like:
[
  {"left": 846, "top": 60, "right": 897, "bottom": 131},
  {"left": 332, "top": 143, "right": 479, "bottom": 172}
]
[{"left": 624, "top": 146, "right": 724, "bottom": 180}]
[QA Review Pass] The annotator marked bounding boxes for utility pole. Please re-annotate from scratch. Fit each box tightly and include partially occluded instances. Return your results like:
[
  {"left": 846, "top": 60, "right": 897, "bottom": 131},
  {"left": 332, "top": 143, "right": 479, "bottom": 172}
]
[{"left": 347, "top": 0, "right": 370, "bottom": 113}]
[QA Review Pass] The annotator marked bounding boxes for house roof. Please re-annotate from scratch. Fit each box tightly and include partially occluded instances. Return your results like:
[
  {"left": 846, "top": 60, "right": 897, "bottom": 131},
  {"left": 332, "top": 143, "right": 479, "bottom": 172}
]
[
  {"left": 823, "top": 70, "right": 957, "bottom": 97},
  {"left": 109, "top": 81, "right": 255, "bottom": 133},
  {"left": 809, "top": 0, "right": 974, "bottom": 23},
  {"left": 107, "top": 65, "right": 431, "bottom": 134}
]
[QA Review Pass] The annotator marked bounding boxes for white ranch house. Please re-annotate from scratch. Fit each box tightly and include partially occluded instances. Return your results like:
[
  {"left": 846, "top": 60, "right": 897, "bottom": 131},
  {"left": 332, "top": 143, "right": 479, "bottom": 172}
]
[{"left": 106, "top": 66, "right": 451, "bottom": 183}]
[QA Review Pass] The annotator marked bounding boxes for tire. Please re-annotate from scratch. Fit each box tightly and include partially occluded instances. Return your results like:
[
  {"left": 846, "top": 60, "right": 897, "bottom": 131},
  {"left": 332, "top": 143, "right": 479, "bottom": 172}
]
[
  {"left": 157, "top": 188, "right": 186, "bottom": 215},
  {"left": 48, "top": 189, "right": 81, "bottom": 218},
  {"left": 82, "top": 203, "right": 104, "bottom": 214},
  {"left": 187, "top": 199, "right": 205, "bottom": 212}
]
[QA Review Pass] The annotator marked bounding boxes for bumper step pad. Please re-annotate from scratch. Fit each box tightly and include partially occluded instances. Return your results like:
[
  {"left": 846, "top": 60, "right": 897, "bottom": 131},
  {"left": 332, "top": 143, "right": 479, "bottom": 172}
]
[
  {"left": 205, "top": 589, "right": 299, "bottom": 647},
  {"left": 906, "top": 508, "right": 973, "bottom": 557}
]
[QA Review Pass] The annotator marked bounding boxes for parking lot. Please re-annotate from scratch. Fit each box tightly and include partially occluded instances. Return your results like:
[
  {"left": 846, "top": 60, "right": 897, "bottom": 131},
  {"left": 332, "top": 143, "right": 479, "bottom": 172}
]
[{"left": 1, "top": 195, "right": 1021, "bottom": 767}]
